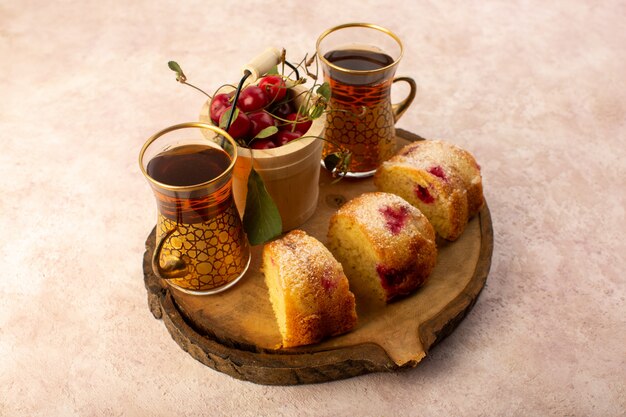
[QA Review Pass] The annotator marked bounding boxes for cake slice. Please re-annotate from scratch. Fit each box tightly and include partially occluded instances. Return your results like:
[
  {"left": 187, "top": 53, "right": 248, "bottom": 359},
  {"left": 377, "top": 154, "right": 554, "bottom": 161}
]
[
  {"left": 262, "top": 230, "right": 357, "bottom": 348},
  {"left": 327, "top": 192, "right": 437, "bottom": 304},
  {"left": 374, "top": 140, "right": 484, "bottom": 240}
]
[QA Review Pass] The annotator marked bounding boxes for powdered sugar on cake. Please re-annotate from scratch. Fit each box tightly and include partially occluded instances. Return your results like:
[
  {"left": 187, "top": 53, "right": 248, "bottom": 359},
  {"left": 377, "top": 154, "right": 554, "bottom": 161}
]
[{"left": 269, "top": 231, "right": 340, "bottom": 291}]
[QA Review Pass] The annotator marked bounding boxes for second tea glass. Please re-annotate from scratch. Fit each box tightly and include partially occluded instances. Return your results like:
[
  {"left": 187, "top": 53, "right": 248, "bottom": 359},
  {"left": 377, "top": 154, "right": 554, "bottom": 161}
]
[{"left": 317, "top": 23, "right": 417, "bottom": 177}]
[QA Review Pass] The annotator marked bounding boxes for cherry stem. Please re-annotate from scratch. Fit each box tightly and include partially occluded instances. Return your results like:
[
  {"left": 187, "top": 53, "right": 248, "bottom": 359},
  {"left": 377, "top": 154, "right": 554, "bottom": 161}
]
[{"left": 181, "top": 81, "right": 212, "bottom": 99}]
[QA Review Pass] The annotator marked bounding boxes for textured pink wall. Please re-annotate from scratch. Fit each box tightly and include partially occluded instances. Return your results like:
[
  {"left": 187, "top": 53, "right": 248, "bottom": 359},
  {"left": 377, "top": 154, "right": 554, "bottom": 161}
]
[{"left": 1, "top": 0, "right": 624, "bottom": 415}]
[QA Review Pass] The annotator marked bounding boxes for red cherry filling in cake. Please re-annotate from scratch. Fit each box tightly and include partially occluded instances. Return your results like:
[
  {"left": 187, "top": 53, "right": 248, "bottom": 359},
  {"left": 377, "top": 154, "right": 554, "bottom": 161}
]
[
  {"left": 428, "top": 165, "right": 447, "bottom": 181},
  {"left": 321, "top": 267, "right": 338, "bottom": 292},
  {"left": 375, "top": 264, "right": 420, "bottom": 292},
  {"left": 379, "top": 205, "right": 409, "bottom": 235},
  {"left": 414, "top": 184, "right": 434, "bottom": 204}
]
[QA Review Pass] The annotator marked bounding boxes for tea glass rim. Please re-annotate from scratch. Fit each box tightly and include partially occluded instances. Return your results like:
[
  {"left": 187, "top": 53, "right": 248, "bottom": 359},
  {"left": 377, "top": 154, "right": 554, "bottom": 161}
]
[
  {"left": 316, "top": 22, "right": 405, "bottom": 76},
  {"left": 139, "top": 122, "right": 238, "bottom": 193}
]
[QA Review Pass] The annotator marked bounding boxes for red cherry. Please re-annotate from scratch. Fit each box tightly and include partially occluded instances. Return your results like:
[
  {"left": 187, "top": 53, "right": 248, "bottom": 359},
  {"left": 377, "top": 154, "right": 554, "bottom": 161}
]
[
  {"left": 248, "top": 110, "right": 276, "bottom": 138},
  {"left": 250, "top": 138, "right": 276, "bottom": 149},
  {"left": 270, "top": 100, "right": 295, "bottom": 119},
  {"left": 220, "top": 106, "right": 250, "bottom": 139},
  {"left": 273, "top": 130, "right": 301, "bottom": 147},
  {"left": 237, "top": 85, "right": 268, "bottom": 112},
  {"left": 284, "top": 113, "right": 313, "bottom": 135},
  {"left": 210, "top": 93, "right": 233, "bottom": 123},
  {"left": 259, "top": 75, "right": 287, "bottom": 103}
]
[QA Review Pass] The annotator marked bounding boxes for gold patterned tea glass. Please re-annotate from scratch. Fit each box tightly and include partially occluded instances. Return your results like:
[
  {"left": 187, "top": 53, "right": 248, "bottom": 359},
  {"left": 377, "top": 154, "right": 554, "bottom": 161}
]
[
  {"left": 317, "top": 23, "right": 417, "bottom": 177},
  {"left": 139, "top": 122, "right": 250, "bottom": 295}
]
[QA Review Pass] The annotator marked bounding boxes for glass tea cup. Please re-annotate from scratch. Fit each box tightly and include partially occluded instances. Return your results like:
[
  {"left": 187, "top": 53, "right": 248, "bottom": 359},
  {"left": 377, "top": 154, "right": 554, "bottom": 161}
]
[
  {"left": 317, "top": 23, "right": 417, "bottom": 177},
  {"left": 139, "top": 122, "right": 251, "bottom": 295}
]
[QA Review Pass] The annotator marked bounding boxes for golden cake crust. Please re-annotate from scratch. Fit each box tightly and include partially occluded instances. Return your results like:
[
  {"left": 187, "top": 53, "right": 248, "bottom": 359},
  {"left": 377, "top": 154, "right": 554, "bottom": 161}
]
[{"left": 262, "top": 230, "right": 357, "bottom": 348}]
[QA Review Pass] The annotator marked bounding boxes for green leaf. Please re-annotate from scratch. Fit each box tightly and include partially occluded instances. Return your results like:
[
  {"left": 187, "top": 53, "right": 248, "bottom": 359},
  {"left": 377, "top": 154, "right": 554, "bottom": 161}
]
[
  {"left": 316, "top": 82, "right": 331, "bottom": 100},
  {"left": 343, "top": 152, "right": 352, "bottom": 169},
  {"left": 167, "top": 61, "right": 182, "bottom": 73},
  {"left": 323, "top": 152, "right": 342, "bottom": 172},
  {"left": 243, "top": 168, "right": 282, "bottom": 245},
  {"left": 308, "top": 104, "right": 325, "bottom": 119},
  {"left": 254, "top": 125, "right": 278, "bottom": 139},
  {"left": 168, "top": 61, "right": 186, "bottom": 82},
  {"left": 219, "top": 107, "right": 239, "bottom": 130},
  {"left": 267, "top": 66, "right": 279, "bottom": 75}
]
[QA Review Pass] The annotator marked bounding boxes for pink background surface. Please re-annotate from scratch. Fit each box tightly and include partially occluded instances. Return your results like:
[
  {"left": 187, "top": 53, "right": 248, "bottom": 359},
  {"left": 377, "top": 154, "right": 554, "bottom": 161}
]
[{"left": 1, "top": 1, "right": 624, "bottom": 415}]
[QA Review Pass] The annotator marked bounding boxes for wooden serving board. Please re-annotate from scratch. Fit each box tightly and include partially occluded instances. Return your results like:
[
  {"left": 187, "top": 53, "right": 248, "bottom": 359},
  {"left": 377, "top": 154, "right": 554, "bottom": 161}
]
[{"left": 143, "top": 129, "right": 493, "bottom": 385}]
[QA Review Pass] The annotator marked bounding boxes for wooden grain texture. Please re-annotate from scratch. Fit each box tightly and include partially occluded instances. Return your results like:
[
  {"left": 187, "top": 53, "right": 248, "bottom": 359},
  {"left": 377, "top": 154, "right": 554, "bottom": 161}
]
[{"left": 143, "top": 129, "right": 493, "bottom": 385}]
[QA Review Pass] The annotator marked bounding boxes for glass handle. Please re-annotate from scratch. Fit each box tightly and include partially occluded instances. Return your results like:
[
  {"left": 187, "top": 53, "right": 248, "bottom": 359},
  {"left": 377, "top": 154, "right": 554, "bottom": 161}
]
[
  {"left": 152, "top": 227, "right": 188, "bottom": 280},
  {"left": 391, "top": 76, "right": 417, "bottom": 123}
]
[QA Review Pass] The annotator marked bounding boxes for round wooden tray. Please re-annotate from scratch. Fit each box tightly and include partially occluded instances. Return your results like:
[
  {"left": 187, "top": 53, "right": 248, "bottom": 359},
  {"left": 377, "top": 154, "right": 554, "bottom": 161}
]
[{"left": 142, "top": 129, "right": 493, "bottom": 385}]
